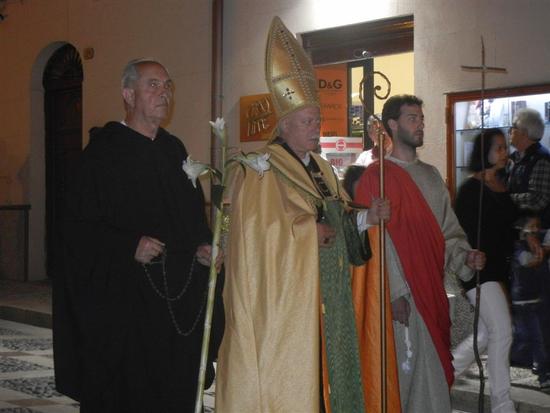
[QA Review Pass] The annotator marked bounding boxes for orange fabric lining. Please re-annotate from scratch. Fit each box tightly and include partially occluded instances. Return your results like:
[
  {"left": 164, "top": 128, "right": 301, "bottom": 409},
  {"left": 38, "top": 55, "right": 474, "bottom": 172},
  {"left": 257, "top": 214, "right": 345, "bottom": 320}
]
[
  {"left": 357, "top": 161, "right": 452, "bottom": 387},
  {"left": 352, "top": 226, "right": 402, "bottom": 412},
  {"left": 320, "top": 306, "right": 332, "bottom": 413}
]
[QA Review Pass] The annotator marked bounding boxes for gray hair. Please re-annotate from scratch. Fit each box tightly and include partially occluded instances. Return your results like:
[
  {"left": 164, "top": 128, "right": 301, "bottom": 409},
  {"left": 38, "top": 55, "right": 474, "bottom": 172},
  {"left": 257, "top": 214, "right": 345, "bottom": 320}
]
[
  {"left": 121, "top": 58, "right": 166, "bottom": 89},
  {"left": 514, "top": 108, "right": 545, "bottom": 141}
]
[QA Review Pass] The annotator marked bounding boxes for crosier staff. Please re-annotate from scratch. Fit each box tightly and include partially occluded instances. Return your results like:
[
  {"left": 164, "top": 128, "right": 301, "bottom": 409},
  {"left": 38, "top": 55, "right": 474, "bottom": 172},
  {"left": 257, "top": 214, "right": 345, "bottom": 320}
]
[
  {"left": 359, "top": 70, "right": 391, "bottom": 413},
  {"left": 376, "top": 118, "right": 388, "bottom": 413}
]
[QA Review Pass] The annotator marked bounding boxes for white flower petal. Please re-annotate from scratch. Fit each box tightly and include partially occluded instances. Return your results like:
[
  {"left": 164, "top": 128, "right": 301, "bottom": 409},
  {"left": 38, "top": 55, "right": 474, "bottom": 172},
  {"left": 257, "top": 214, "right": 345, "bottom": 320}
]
[
  {"left": 237, "top": 152, "right": 271, "bottom": 177},
  {"left": 209, "top": 117, "right": 226, "bottom": 143},
  {"left": 182, "top": 156, "right": 210, "bottom": 188}
]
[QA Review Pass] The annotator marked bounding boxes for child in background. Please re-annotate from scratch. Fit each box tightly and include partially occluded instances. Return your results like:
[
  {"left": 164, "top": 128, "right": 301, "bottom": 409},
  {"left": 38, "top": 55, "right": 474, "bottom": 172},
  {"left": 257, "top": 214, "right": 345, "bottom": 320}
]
[{"left": 510, "top": 215, "right": 550, "bottom": 389}]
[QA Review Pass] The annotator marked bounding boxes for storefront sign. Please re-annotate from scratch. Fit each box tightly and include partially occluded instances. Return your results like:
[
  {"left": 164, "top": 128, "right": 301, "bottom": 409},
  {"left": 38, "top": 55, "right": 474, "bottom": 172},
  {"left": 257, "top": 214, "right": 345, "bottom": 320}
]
[
  {"left": 239, "top": 94, "right": 277, "bottom": 142},
  {"left": 320, "top": 136, "right": 363, "bottom": 176},
  {"left": 315, "top": 64, "right": 348, "bottom": 138}
]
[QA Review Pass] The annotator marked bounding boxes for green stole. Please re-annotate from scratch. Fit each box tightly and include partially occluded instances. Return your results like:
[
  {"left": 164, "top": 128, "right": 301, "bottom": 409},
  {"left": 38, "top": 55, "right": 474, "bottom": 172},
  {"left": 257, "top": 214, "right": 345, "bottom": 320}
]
[{"left": 273, "top": 143, "right": 366, "bottom": 412}]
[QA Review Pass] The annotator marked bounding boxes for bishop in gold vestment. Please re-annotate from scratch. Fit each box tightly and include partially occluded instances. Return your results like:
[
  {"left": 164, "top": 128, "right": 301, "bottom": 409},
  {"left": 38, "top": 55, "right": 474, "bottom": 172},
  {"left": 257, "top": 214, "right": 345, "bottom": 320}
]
[
  {"left": 217, "top": 139, "right": 369, "bottom": 412},
  {"left": 216, "top": 16, "right": 375, "bottom": 413}
]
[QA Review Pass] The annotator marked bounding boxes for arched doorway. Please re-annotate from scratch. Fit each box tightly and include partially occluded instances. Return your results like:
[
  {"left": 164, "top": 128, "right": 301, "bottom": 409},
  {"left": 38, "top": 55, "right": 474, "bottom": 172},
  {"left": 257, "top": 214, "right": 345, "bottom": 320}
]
[{"left": 42, "top": 44, "right": 83, "bottom": 278}]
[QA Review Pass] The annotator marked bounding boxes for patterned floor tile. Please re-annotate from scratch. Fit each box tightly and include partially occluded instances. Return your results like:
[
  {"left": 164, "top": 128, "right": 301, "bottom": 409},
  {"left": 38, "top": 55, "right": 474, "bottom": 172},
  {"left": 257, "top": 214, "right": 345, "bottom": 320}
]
[
  {"left": 0, "top": 354, "right": 28, "bottom": 359},
  {"left": 29, "top": 406, "right": 79, "bottom": 413},
  {"left": 0, "top": 330, "right": 24, "bottom": 337},
  {"left": 0, "top": 377, "right": 62, "bottom": 399},
  {"left": 0, "top": 359, "right": 51, "bottom": 374},
  {"left": 0, "top": 387, "right": 28, "bottom": 401},
  {"left": 6, "top": 399, "right": 58, "bottom": 407},
  {"left": 0, "top": 341, "right": 51, "bottom": 353},
  {"left": 8, "top": 398, "right": 59, "bottom": 409}
]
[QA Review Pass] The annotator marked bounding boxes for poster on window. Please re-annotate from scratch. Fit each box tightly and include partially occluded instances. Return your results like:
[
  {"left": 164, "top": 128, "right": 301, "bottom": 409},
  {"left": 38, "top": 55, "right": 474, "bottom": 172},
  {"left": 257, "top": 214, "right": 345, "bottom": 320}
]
[{"left": 315, "top": 64, "right": 348, "bottom": 138}]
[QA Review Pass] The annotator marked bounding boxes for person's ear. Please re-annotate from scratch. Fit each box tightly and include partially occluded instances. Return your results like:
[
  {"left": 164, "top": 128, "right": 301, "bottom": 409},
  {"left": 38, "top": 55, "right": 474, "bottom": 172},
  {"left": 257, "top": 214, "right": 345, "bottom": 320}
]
[
  {"left": 122, "top": 88, "right": 135, "bottom": 108},
  {"left": 279, "top": 118, "right": 288, "bottom": 135},
  {"left": 388, "top": 118, "right": 398, "bottom": 134}
]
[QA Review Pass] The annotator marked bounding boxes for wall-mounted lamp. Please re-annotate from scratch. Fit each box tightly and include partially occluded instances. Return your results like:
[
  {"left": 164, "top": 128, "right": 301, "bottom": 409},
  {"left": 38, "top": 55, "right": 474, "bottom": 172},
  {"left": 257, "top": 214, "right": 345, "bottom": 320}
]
[
  {"left": 83, "top": 47, "right": 95, "bottom": 60},
  {"left": 353, "top": 49, "right": 374, "bottom": 60}
]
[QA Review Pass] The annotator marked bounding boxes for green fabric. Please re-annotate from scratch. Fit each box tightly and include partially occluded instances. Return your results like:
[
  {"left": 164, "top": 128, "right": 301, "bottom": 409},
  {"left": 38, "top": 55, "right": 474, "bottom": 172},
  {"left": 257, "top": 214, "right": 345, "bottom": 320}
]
[
  {"left": 343, "top": 210, "right": 371, "bottom": 265},
  {"left": 320, "top": 199, "right": 365, "bottom": 413}
]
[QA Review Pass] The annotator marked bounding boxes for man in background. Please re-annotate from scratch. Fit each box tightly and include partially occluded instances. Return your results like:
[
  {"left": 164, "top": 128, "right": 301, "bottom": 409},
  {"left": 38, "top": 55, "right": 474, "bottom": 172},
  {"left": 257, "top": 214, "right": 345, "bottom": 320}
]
[{"left": 507, "top": 107, "right": 550, "bottom": 388}]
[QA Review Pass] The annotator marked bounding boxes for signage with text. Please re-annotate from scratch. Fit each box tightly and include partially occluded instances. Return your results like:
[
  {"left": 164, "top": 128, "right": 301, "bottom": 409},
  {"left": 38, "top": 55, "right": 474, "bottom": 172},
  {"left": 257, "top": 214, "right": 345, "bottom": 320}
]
[
  {"left": 315, "top": 64, "right": 348, "bottom": 138},
  {"left": 239, "top": 94, "right": 277, "bottom": 142}
]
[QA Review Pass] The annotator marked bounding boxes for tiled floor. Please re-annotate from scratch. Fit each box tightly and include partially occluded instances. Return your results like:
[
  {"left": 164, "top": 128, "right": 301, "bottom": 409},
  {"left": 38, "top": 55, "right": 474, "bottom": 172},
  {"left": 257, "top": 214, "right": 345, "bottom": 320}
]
[
  {"left": 0, "top": 320, "right": 77, "bottom": 413},
  {"left": 1, "top": 279, "right": 549, "bottom": 412},
  {"left": 0, "top": 319, "right": 215, "bottom": 413}
]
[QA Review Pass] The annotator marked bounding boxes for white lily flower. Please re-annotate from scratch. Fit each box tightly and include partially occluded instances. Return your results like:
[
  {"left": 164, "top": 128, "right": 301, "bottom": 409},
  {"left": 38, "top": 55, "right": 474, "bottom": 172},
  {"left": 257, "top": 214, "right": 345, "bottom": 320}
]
[
  {"left": 235, "top": 152, "right": 271, "bottom": 177},
  {"left": 209, "top": 117, "right": 226, "bottom": 144},
  {"left": 182, "top": 156, "right": 210, "bottom": 188}
]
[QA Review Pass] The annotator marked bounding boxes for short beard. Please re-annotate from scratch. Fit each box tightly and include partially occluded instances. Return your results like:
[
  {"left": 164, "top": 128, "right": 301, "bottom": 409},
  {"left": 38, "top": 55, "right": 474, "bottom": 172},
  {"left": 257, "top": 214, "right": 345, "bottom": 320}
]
[{"left": 397, "top": 125, "right": 423, "bottom": 148}]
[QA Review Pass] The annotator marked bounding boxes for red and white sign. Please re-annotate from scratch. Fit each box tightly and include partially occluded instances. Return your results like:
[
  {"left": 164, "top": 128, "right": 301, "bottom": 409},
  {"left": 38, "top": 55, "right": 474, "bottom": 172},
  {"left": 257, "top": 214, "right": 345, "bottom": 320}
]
[
  {"left": 320, "top": 136, "right": 363, "bottom": 153},
  {"left": 319, "top": 136, "right": 364, "bottom": 177}
]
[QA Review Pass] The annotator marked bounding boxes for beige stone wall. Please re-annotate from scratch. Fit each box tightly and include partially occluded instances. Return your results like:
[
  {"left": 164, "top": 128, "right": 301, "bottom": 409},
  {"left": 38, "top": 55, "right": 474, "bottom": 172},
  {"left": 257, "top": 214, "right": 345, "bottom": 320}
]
[
  {"left": 3, "top": 0, "right": 550, "bottom": 279},
  {"left": 374, "top": 52, "right": 414, "bottom": 115},
  {"left": 0, "top": 0, "right": 212, "bottom": 279}
]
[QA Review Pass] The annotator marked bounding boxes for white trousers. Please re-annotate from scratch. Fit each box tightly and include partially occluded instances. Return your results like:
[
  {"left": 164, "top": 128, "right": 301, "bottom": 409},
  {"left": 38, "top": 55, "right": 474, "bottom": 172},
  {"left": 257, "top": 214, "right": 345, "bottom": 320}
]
[{"left": 452, "top": 281, "right": 516, "bottom": 413}]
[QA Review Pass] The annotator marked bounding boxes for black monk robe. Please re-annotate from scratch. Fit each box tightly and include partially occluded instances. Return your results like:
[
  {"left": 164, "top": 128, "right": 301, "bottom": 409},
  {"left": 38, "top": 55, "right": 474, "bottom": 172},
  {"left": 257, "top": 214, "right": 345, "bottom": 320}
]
[{"left": 53, "top": 122, "right": 224, "bottom": 413}]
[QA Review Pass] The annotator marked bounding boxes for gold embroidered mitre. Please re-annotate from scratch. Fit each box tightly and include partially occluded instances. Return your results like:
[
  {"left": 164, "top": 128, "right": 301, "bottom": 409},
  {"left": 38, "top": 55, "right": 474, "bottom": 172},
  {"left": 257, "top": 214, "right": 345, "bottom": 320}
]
[{"left": 265, "top": 16, "right": 319, "bottom": 120}]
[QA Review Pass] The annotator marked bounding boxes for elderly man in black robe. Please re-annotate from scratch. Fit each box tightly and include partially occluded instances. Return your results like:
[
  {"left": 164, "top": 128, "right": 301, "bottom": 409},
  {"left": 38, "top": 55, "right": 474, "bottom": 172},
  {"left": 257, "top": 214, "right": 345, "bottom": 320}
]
[{"left": 53, "top": 58, "right": 224, "bottom": 413}]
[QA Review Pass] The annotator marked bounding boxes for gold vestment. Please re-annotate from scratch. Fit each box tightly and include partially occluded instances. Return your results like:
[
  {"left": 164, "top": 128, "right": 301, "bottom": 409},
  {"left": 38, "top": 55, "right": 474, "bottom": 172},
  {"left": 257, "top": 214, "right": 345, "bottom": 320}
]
[{"left": 216, "top": 144, "right": 341, "bottom": 412}]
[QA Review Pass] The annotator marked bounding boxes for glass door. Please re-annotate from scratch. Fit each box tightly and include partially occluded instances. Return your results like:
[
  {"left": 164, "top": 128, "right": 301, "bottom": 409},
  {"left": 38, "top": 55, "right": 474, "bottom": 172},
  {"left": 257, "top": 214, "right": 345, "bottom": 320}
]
[{"left": 446, "top": 84, "right": 550, "bottom": 199}]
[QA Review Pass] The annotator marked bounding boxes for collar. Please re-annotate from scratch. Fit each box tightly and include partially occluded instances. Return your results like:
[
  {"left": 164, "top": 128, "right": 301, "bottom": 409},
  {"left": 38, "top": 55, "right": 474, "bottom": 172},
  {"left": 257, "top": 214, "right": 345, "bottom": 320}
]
[
  {"left": 387, "top": 154, "right": 419, "bottom": 167},
  {"left": 512, "top": 142, "right": 541, "bottom": 162}
]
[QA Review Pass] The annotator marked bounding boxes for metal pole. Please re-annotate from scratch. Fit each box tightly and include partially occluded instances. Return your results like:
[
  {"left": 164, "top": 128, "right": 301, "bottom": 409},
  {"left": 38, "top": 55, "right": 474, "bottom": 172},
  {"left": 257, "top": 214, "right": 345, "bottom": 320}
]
[
  {"left": 378, "top": 122, "right": 387, "bottom": 413},
  {"left": 210, "top": 0, "right": 224, "bottom": 222},
  {"left": 359, "top": 75, "right": 391, "bottom": 413},
  {"left": 473, "top": 37, "right": 487, "bottom": 413},
  {"left": 460, "top": 36, "right": 506, "bottom": 413}
]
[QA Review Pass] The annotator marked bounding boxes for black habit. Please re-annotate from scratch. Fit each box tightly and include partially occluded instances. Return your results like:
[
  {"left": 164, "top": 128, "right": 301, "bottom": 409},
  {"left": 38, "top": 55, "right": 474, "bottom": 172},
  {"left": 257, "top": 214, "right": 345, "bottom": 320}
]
[{"left": 53, "top": 122, "right": 224, "bottom": 412}]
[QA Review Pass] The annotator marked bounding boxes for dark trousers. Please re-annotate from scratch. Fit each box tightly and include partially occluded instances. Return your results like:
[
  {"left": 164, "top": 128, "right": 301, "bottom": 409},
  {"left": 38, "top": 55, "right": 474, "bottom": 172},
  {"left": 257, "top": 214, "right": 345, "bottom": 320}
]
[
  {"left": 511, "top": 301, "right": 549, "bottom": 380},
  {"left": 539, "top": 270, "right": 550, "bottom": 356}
]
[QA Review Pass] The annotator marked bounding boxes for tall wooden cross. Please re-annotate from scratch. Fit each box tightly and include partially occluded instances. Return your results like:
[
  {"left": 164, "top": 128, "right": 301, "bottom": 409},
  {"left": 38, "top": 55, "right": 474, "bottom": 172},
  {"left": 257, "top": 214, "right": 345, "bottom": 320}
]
[
  {"left": 461, "top": 36, "right": 507, "bottom": 129},
  {"left": 460, "top": 36, "right": 506, "bottom": 413}
]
